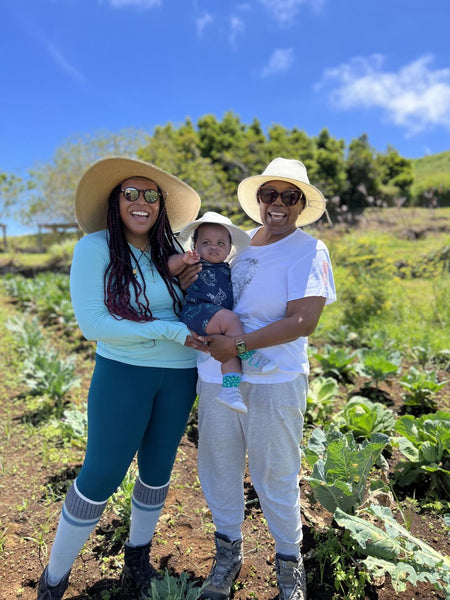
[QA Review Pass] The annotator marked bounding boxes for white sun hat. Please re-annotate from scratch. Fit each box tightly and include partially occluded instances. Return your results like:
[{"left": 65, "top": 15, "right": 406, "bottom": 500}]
[
  {"left": 237, "top": 157, "right": 326, "bottom": 227},
  {"left": 177, "top": 211, "right": 250, "bottom": 254}
]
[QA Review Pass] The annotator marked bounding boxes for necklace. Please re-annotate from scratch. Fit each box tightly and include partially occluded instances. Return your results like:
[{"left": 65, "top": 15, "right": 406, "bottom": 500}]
[{"left": 130, "top": 248, "right": 155, "bottom": 278}]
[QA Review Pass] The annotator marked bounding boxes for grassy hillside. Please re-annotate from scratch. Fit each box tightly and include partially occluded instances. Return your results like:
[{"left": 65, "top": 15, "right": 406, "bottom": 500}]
[
  {"left": 411, "top": 150, "right": 450, "bottom": 204},
  {"left": 412, "top": 150, "right": 450, "bottom": 178}
]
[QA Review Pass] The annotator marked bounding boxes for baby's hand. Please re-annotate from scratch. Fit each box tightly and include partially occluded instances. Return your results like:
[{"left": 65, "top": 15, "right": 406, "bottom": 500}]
[{"left": 183, "top": 250, "right": 201, "bottom": 265}]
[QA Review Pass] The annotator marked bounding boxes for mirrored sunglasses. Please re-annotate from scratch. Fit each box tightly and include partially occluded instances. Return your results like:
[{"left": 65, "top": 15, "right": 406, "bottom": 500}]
[
  {"left": 121, "top": 187, "right": 161, "bottom": 204},
  {"left": 257, "top": 187, "right": 303, "bottom": 207}
]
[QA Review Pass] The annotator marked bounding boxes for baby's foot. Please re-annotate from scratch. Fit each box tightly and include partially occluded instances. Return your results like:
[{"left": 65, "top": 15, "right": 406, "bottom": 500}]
[
  {"left": 242, "top": 351, "right": 277, "bottom": 374},
  {"left": 217, "top": 387, "right": 247, "bottom": 413}
]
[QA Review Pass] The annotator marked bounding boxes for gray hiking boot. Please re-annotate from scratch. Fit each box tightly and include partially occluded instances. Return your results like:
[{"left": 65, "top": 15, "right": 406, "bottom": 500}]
[
  {"left": 275, "top": 554, "right": 307, "bottom": 600},
  {"left": 201, "top": 533, "right": 243, "bottom": 600},
  {"left": 122, "top": 541, "right": 161, "bottom": 599},
  {"left": 37, "top": 567, "right": 70, "bottom": 600}
]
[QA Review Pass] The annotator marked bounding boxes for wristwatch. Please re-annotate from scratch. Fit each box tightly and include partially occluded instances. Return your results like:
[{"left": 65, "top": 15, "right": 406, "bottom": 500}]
[{"left": 235, "top": 337, "right": 247, "bottom": 355}]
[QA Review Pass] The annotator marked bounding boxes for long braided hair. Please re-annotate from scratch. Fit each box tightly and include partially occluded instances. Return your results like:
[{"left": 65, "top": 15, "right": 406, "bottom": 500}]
[{"left": 104, "top": 183, "right": 183, "bottom": 321}]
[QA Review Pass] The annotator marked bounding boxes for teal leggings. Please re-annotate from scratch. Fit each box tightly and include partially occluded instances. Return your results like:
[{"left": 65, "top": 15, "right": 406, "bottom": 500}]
[{"left": 76, "top": 355, "right": 197, "bottom": 502}]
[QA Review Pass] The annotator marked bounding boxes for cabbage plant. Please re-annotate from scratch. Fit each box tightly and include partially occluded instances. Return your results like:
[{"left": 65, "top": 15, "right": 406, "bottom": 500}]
[{"left": 304, "top": 427, "right": 390, "bottom": 515}]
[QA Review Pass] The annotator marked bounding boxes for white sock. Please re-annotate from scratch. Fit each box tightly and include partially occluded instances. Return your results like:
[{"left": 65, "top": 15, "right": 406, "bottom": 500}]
[
  {"left": 128, "top": 478, "right": 169, "bottom": 547},
  {"left": 47, "top": 482, "right": 106, "bottom": 585}
]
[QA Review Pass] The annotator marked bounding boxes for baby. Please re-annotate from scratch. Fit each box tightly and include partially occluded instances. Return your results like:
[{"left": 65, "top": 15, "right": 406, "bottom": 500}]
[{"left": 169, "top": 212, "right": 276, "bottom": 413}]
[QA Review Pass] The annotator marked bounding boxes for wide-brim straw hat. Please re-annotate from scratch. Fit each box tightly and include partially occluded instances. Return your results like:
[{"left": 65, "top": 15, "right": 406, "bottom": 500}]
[
  {"left": 75, "top": 157, "right": 201, "bottom": 234},
  {"left": 177, "top": 211, "right": 250, "bottom": 254},
  {"left": 237, "top": 157, "right": 326, "bottom": 227}
]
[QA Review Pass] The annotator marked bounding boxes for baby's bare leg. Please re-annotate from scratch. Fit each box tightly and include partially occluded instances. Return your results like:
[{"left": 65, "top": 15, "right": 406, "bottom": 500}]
[
  {"left": 207, "top": 309, "right": 278, "bottom": 376},
  {"left": 206, "top": 310, "right": 248, "bottom": 413},
  {"left": 205, "top": 309, "right": 243, "bottom": 375}
]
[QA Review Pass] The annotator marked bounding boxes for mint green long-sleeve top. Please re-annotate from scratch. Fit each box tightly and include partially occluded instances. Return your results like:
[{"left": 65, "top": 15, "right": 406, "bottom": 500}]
[{"left": 69, "top": 230, "right": 197, "bottom": 368}]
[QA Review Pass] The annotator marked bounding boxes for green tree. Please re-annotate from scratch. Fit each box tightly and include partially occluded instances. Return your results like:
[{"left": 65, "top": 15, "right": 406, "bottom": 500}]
[
  {"left": 376, "top": 145, "right": 413, "bottom": 202},
  {"left": 0, "top": 171, "right": 24, "bottom": 222},
  {"left": 197, "top": 111, "right": 246, "bottom": 164},
  {"left": 23, "top": 129, "right": 149, "bottom": 227},
  {"left": 197, "top": 112, "right": 251, "bottom": 197},
  {"left": 138, "top": 120, "right": 226, "bottom": 216},
  {"left": 238, "top": 118, "right": 269, "bottom": 177},
  {"left": 343, "top": 134, "right": 381, "bottom": 213},
  {"left": 266, "top": 125, "right": 316, "bottom": 173},
  {"left": 314, "top": 128, "right": 346, "bottom": 199}
]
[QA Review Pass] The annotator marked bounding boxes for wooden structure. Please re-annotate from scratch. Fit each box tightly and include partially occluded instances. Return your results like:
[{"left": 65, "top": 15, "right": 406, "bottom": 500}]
[
  {"left": 0, "top": 223, "right": 8, "bottom": 250},
  {"left": 37, "top": 222, "right": 81, "bottom": 249},
  {"left": 0, "top": 223, "right": 7, "bottom": 249}
]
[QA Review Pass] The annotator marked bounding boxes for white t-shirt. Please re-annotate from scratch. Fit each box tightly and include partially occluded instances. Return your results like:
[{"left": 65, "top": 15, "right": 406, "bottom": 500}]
[{"left": 197, "top": 227, "right": 337, "bottom": 384}]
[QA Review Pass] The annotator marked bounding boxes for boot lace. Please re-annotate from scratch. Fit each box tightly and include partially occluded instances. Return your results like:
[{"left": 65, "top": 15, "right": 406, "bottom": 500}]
[
  {"left": 289, "top": 564, "right": 307, "bottom": 600},
  {"left": 208, "top": 548, "right": 238, "bottom": 586}
]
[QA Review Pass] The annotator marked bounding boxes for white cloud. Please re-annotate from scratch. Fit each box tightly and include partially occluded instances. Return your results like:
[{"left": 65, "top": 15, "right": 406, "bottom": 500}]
[
  {"left": 47, "top": 42, "right": 85, "bottom": 83},
  {"left": 261, "top": 48, "right": 294, "bottom": 77},
  {"left": 196, "top": 12, "right": 213, "bottom": 36},
  {"left": 319, "top": 54, "right": 450, "bottom": 134},
  {"left": 229, "top": 15, "right": 245, "bottom": 48},
  {"left": 104, "top": 0, "right": 161, "bottom": 7},
  {"left": 12, "top": 13, "right": 85, "bottom": 83},
  {"left": 259, "top": 0, "right": 322, "bottom": 24}
]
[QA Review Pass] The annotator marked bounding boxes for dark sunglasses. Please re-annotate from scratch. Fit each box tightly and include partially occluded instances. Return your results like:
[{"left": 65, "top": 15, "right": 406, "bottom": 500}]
[
  {"left": 121, "top": 187, "right": 161, "bottom": 204},
  {"left": 257, "top": 187, "right": 304, "bottom": 207}
]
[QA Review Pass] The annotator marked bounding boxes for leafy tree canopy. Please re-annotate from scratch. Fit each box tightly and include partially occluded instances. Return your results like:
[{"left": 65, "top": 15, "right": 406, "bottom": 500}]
[
  {"left": 22, "top": 129, "right": 150, "bottom": 226},
  {"left": 9, "top": 115, "right": 446, "bottom": 230},
  {"left": 0, "top": 172, "right": 24, "bottom": 222}
]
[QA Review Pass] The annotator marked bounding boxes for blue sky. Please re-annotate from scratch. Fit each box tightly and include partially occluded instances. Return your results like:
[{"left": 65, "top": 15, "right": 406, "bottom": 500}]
[{"left": 1, "top": 0, "right": 449, "bottom": 181}]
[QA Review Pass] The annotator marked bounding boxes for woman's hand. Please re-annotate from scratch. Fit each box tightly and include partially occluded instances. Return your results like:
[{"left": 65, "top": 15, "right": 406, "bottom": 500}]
[
  {"left": 185, "top": 331, "right": 209, "bottom": 353},
  {"left": 178, "top": 262, "right": 202, "bottom": 291},
  {"left": 202, "top": 333, "right": 236, "bottom": 363}
]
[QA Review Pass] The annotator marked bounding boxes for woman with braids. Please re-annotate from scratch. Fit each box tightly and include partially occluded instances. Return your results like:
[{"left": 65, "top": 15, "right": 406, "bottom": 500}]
[{"left": 37, "top": 157, "right": 207, "bottom": 600}]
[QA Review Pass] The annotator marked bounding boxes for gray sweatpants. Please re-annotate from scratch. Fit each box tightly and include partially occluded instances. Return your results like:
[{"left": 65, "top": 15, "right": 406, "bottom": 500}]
[{"left": 197, "top": 376, "right": 307, "bottom": 557}]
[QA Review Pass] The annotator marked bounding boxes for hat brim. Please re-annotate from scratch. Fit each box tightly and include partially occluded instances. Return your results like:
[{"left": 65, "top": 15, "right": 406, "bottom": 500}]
[
  {"left": 237, "top": 175, "right": 326, "bottom": 227},
  {"left": 75, "top": 157, "right": 201, "bottom": 233},
  {"left": 177, "top": 217, "right": 250, "bottom": 255}
]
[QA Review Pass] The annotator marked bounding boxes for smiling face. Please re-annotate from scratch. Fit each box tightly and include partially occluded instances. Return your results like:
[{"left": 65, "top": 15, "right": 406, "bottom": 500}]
[
  {"left": 194, "top": 223, "right": 232, "bottom": 264},
  {"left": 257, "top": 180, "right": 304, "bottom": 240},
  {"left": 119, "top": 176, "right": 161, "bottom": 248}
]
